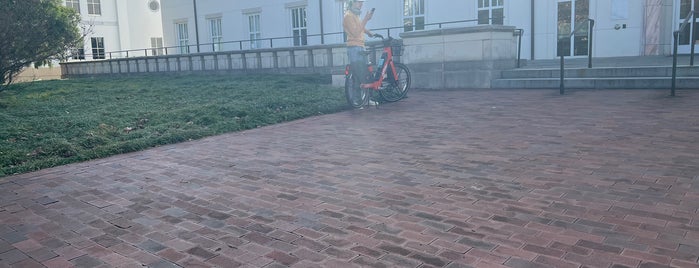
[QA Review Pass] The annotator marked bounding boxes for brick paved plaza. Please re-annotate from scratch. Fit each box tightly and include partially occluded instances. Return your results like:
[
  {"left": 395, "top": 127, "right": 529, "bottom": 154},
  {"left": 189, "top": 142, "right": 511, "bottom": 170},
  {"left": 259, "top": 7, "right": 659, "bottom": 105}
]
[{"left": 1, "top": 89, "right": 698, "bottom": 268}]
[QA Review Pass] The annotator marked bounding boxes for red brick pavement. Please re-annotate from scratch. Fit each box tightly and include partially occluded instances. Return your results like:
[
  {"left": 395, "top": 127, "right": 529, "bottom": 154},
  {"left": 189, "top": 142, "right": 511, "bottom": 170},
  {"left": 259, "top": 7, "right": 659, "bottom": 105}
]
[{"left": 1, "top": 89, "right": 698, "bottom": 268}]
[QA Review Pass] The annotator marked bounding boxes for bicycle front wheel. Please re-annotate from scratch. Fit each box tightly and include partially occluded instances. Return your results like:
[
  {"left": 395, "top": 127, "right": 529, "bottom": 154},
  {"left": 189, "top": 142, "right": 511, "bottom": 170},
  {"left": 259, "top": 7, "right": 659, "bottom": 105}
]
[
  {"left": 345, "top": 74, "right": 368, "bottom": 108},
  {"left": 379, "top": 63, "right": 411, "bottom": 102}
]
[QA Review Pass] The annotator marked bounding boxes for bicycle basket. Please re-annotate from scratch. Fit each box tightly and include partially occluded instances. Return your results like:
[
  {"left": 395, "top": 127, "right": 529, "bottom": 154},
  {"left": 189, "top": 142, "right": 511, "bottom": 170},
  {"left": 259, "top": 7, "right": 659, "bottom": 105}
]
[{"left": 391, "top": 41, "right": 403, "bottom": 56}]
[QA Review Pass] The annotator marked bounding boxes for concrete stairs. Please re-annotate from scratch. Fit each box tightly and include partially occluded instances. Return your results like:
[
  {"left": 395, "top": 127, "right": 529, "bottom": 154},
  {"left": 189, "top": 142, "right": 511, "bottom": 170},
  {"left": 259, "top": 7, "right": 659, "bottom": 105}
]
[{"left": 492, "top": 56, "right": 699, "bottom": 89}]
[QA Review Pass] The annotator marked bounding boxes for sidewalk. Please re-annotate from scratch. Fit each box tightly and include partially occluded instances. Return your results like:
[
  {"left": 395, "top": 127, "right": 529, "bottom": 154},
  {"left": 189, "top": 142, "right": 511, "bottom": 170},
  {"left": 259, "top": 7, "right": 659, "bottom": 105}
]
[{"left": 1, "top": 89, "right": 698, "bottom": 268}]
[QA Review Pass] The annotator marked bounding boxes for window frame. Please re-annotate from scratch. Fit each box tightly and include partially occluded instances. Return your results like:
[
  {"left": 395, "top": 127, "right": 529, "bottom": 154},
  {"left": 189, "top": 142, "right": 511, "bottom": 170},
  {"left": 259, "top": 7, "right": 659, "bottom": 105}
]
[
  {"left": 176, "top": 22, "right": 190, "bottom": 54},
  {"left": 86, "top": 0, "right": 101, "bottom": 15},
  {"left": 478, "top": 0, "right": 505, "bottom": 25},
  {"left": 71, "top": 41, "right": 85, "bottom": 60},
  {"left": 66, "top": 0, "right": 80, "bottom": 14},
  {"left": 403, "top": 0, "right": 425, "bottom": 32},
  {"left": 150, "top": 37, "right": 164, "bottom": 56},
  {"left": 248, "top": 13, "right": 262, "bottom": 49},
  {"left": 208, "top": 17, "right": 223, "bottom": 52},
  {"left": 91, "top": 37, "right": 105, "bottom": 59},
  {"left": 290, "top": 6, "right": 307, "bottom": 46}
]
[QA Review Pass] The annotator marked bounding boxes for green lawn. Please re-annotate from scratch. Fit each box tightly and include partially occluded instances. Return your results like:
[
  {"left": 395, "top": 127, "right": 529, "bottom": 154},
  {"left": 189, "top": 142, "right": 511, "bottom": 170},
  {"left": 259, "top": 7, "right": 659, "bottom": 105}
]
[{"left": 0, "top": 74, "right": 347, "bottom": 177}]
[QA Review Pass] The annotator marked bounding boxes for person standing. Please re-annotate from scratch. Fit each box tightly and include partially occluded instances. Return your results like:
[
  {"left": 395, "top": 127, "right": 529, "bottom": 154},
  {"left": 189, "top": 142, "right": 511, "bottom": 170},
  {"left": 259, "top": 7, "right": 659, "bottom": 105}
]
[{"left": 343, "top": 0, "right": 376, "bottom": 106}]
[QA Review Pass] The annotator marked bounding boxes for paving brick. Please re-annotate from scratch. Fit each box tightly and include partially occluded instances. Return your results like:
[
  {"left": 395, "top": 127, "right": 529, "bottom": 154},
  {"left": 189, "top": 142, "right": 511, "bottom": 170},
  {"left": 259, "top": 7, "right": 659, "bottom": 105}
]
[
  {"left": 291, "top": 248, "right": 327, "bottom": 262},
  {"left": 379, "top": 253, "right": 421, "bottom": 267},
  {"left": 504, "top": 257, "right": 545, "bottom": 268},
  {"left": 266, "top": 250, "right": 300, "bottom": 266},
  {"left": 185, "top": 246, "right": 217, "bottom": 260},
  {"left": 70, "top": 255, "right": 104, "bottom": 267},
  {"left": 0, "top": 231, "right": 28, "bottom": 244},
  {"left": 409, "top": 252, "right": 448, "bottom": 267},
  {"left": 12, "top": 239, "right": 42, "bottom": 253},
  {"left": 41, "top": 257, "right": 74, "bottom": 268},
  {"left": 148, "top": 259, "right": 181, "bottom": 268},
  {"left": 0, "top": 241, "right": 12, "bottom": 254},
  {"left": 322, "top": 247, "right": 357, "bottom": 260},
  {"left": 3, "top": 90, "right": 699, "bottom": 268},
  {"left": 291, "top": 237, "right": 327, "bottom": 252},
  {"left": 576, "top": 239, "right": 623, "bottom": 254},
  {"left": 0, "top": 249, "right": 29, "bottom": 264},
  {"left": 157, "top": 248, "right": 186, "bottom": 263},
  {"left": 351, "top": 256, "right": 390, "bottom": 268},
  {"left": 11, "top": 258, "right": 44, "bottom": 268},
  {"left": 137, "top": 239, "right": 166, "bottom": 253},
  {"left": 457, "top": 237, "right": 496, "bottom": 251},
  {"left": 533, "top": 255, "right": 579, "bottom": 268},
  {"left": 52, "top": 246, "right": 85, "bottom": 260},
  {"left": 26, "top": 247, "right": 59, "bottom": 262},
  {"left": 522, "top": 244, "right": 565, "bottom": 258}
]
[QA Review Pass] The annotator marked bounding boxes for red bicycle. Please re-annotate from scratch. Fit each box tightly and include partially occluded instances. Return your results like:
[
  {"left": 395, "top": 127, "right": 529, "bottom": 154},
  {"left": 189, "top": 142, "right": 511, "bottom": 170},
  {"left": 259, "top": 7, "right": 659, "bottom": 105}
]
[{"left": 345, "top": 34, "right": 411, "bottom": 108}]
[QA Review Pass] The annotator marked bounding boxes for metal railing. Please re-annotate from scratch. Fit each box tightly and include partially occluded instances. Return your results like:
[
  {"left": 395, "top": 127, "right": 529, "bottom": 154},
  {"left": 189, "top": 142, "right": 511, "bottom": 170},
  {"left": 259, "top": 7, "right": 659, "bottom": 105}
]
[
  {"left": 515, "top": 29, "right": 524, "bottom": 68},
  {"left": 671, "top": 10, "right": 697, "bottom": 96},
  {"left": 69, "top": 17, "right": 513, "bottom": 61},
  {"left": 559, "top": 18, "right": 595, "bottom": 95}
]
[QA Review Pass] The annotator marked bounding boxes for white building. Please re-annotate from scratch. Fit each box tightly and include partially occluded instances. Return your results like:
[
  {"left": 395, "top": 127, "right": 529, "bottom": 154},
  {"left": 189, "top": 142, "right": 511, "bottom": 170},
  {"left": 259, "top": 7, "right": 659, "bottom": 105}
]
[
  {"left": 63, "top": 0, "right": 164, "bottom": 60},
  {"left": 159, "top": 0, "right": 698, "bottom": 60}
]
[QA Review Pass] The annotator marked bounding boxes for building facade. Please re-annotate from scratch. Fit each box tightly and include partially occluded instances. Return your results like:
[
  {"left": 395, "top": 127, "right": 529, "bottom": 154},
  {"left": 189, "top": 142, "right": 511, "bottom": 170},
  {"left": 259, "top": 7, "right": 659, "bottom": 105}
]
[
  {"left": 63, "top": 0, "right": 164, "bottom": 60},
  {"left": 159, "top": 0, "right": 698, "bottom": 60}
]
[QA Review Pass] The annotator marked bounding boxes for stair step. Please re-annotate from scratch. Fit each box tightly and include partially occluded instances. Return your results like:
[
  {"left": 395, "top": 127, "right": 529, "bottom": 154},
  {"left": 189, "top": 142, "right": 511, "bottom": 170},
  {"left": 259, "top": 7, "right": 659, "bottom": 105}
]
[
  {"left": 491, "top": 77, "right": 699, "bottom": 89},
  {"left": 501, "top": 66, "right": 699, "bottom": 79},
  {"left": 519, "top": 55, "right": 697, "bottom": 69}
]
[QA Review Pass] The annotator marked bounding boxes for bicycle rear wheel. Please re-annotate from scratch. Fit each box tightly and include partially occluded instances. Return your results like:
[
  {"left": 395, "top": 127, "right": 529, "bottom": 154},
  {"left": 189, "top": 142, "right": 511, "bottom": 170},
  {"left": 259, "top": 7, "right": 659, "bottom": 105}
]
[
  {"left": 379, "top": 63, "right": 411, "bottom": 102},
  {"left": 345, "top": 74, "right": 368, "bottom": 108}
]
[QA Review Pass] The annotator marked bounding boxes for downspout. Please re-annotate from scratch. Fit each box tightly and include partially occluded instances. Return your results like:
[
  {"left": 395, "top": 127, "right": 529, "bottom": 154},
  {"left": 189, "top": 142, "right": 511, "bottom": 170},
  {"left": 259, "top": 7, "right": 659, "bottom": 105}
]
[
  {"left": 319, "top": 0, "right": 325, "bottom": 44},
  {"left": 193, "top": 0, "right": 201, "bottom": 53},
  {"left": 530, "top": 0, "right": 535, "bottom": 60}
]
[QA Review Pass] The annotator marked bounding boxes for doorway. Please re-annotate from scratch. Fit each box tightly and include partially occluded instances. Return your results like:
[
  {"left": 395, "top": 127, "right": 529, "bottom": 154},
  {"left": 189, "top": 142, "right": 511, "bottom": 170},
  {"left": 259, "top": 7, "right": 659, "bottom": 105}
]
[
  {"left": 676, "top": 0, "right": 699, "bottom": 53},
  {"left": 557, "top": 0, "right": 590, "bottom": 57}
]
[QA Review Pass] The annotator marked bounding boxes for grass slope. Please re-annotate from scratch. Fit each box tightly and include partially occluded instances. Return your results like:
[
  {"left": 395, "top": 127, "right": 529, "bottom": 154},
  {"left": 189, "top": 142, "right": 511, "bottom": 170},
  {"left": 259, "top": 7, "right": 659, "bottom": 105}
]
[{"left": 0, "top": 74, "right": 346, "bottom": 177}]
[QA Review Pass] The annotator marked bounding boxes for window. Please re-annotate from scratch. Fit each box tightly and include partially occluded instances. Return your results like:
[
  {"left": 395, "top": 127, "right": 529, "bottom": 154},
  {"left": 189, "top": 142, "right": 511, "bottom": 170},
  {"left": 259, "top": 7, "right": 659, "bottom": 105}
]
[
  {"left": 176, "top": 22, "right": 189, "bottom": 54},
  {"left": 66, "top": 0, "right": 80, "bottom": 14},
  {"left": 91, "top": 37, "right": 105, "bottom": 59},
  {"left": 87, "top": 0, "right": 101, "bottom": 15},
  {"left": 208, "top": 18, "right": 223, "bottom": 52},
  {"left": 291, "top": 7, "right": 307, "bottom": 46},
  {"left": 150, "top": 37, "right": 164, "bottom": 56},
  {"left": 403, "top": 0, "right": 425, "bottom": 32},
  {"left": 248, "top": 14, "right": 262, "bottom": 49},
  {"left": 478, "top": 0, "right": 504, "bottom": 25},
  {"left": 71, "top": 42, "right": 85, "bottom": 60}
]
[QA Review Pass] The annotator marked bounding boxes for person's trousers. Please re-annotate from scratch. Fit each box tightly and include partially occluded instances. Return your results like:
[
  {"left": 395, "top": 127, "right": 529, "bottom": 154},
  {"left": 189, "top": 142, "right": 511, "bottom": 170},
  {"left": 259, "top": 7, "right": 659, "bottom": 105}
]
[{"left": 347, "top": 46, "right": 367, "bottom": 88}]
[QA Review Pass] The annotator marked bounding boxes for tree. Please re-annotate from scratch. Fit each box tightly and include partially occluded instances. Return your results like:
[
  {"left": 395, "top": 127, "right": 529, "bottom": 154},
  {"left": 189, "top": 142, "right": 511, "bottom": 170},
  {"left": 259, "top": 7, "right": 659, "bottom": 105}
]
[{"left": 0, "top": 0, "right": 81, "bottom": 90}]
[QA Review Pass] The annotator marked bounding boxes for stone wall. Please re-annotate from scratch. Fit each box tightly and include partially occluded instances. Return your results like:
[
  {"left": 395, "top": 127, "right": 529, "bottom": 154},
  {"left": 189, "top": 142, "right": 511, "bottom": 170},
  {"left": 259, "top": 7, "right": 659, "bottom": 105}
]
[
  {"left": 399, "top": 25, "right": 519, "bottom": 89},
  {"left": 61, "top": 44, "right": 349, "bottom": 78},
  {"left": 61, "top": 25, "right": 521, "bottom": 90}
]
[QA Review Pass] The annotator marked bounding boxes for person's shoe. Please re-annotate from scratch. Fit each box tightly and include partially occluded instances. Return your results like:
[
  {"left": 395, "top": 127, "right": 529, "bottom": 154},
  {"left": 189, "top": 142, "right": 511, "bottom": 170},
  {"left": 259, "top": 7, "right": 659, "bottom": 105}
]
[{"left": 368, "top": 100, "right": 378, "bottom": 106}]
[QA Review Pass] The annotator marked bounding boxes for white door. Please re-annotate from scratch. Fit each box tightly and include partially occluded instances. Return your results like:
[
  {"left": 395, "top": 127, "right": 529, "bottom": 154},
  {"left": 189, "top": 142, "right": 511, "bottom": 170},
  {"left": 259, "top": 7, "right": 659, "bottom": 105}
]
[
  {"left": 676, "top": 0, "right": 699, "bottom": 53},
  {"left": 557, "top": 0, "right": 590, "bottom": 57}
]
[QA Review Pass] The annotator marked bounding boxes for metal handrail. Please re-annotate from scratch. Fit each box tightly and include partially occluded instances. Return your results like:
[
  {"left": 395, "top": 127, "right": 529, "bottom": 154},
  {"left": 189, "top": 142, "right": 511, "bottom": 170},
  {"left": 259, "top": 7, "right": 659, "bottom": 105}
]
[
  {"left": 560, "top": 18, "right": 595, "bottom": 95},
  {"left": 671, "top": 10, "right": 697, "bottom": 96},
  {"left": 515, "top": 29, "right": 524, "bottom": 68},
  {"left": 69, "top": 17, "right": 506, "bottom": 61}
]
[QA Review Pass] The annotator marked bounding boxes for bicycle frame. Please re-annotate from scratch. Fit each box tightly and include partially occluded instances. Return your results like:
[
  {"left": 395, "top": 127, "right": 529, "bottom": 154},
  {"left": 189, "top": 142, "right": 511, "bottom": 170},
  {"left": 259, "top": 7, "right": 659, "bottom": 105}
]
[{"left": 344, "top": 37, "right": 399, "bottom": 91}]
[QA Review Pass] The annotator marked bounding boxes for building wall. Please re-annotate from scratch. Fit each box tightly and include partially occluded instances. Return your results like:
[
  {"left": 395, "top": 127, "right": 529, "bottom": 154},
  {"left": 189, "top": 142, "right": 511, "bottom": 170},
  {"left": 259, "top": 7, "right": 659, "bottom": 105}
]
[
  {"left": 64, "top": 0, "right": 163, "bottom": 59},
  {"left": 157, "top": 0, "right": 682, "bottom": 60}
]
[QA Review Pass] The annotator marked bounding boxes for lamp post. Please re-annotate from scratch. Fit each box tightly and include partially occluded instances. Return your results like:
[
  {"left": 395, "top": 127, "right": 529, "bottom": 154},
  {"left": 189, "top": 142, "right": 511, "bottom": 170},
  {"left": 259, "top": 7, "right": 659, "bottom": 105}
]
[{"left": 193, "top": 0, "right": 201, "bottom": 53}]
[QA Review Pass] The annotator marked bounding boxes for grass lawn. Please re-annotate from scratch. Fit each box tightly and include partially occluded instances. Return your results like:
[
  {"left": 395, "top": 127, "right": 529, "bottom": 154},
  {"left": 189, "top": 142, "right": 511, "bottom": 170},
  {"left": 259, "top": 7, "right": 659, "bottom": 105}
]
[{"left": 0, "top": 73, "right": 347, "bottom": 177}]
